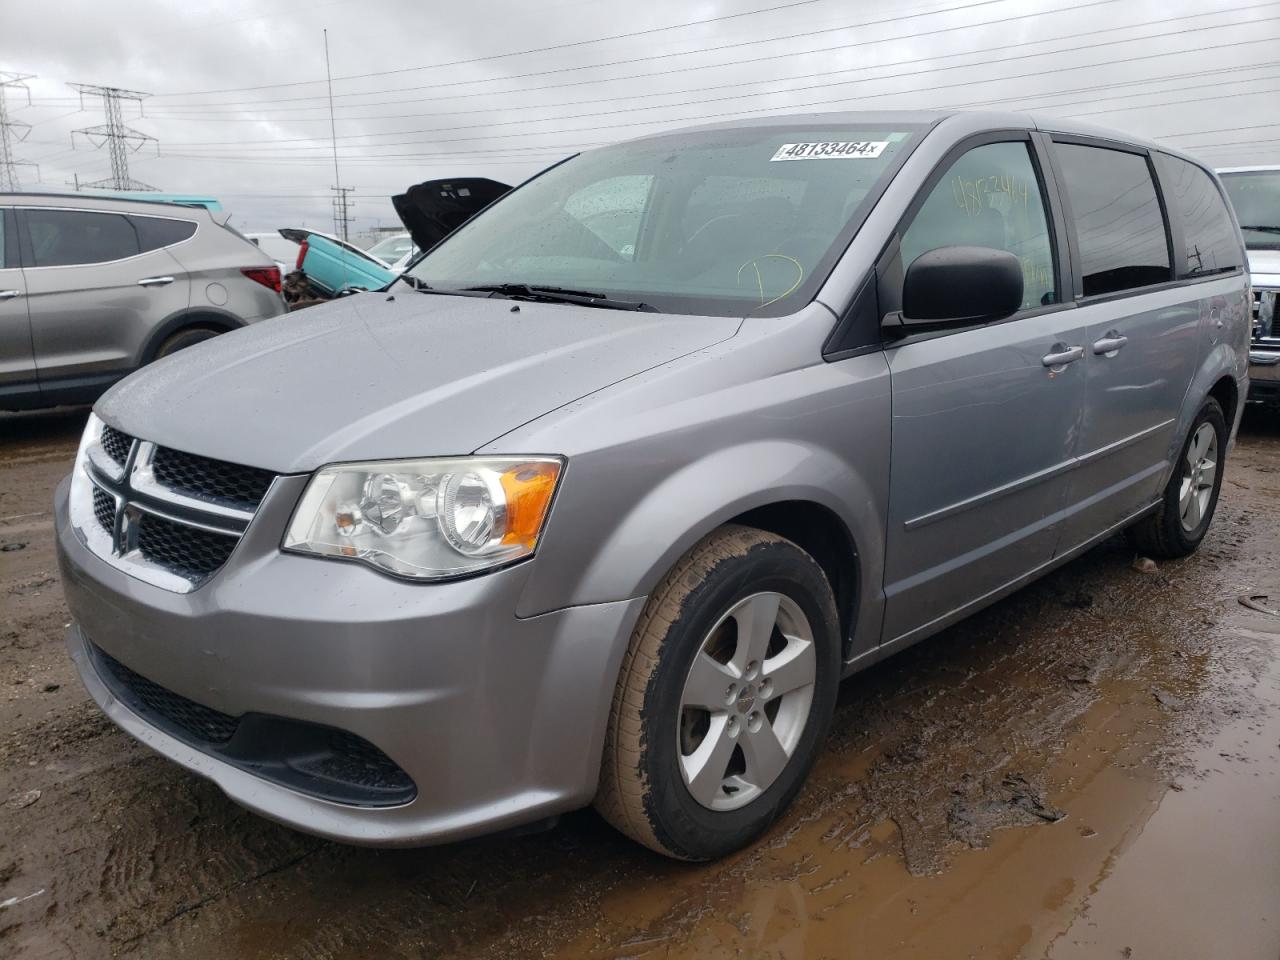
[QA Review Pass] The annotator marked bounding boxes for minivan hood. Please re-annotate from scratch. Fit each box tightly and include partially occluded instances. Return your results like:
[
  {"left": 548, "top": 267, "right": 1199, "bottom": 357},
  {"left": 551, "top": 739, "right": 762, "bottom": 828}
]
[
  {"left": 1248, "top": 247, "right": 1280, "bottom": 283},
  {"left": 97, "top": 294, "right": 740, "bottom": 474}
]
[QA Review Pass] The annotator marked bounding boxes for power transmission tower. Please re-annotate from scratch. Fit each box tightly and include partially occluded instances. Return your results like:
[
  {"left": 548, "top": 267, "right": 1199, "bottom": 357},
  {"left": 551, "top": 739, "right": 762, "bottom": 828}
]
[
  {"left": 68, "top": 82, "right": 158, "bottom": 191},
  {"left": 331, "top": 185, "right": 354, "bottom": 242},
  {"left": 0, "top": 71, "right": 38, "bottom": 191}
]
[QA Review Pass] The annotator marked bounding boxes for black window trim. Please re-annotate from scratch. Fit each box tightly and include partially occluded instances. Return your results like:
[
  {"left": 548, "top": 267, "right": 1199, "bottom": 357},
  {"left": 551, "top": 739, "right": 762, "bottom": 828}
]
[
  {"left": 0, "top": 207, "right": 18, "bottom": 269},
  {"left": 1043, "top": 132, "right": 1230, "bottom": 306},
  {"left": 870, "top": 128, "right": 1075, "bottom": 349},
  {"left": 13, "top": 205, "right": 197, "bottom": 269},
  {"left": 128, "top": 211, "right": 201, "bottom": 254}
]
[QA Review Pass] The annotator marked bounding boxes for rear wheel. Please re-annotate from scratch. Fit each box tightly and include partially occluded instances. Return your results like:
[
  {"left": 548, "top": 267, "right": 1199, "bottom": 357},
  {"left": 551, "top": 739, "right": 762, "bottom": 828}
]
[
  {"left": 154, "top": 326, "right": 220, "bottom": 359},
  {"left": 595, "top": 525, "right": 840, "bottom": 860},
  {"left": 1127, "top": 397, "right": 1227, "bottom": 558}
]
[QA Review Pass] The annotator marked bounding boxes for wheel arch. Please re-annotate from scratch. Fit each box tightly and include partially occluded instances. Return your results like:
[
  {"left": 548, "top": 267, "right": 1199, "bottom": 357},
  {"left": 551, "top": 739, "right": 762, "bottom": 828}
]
[
  {"left": 728, "top": 500, "right": 861, "bottom": 659},
  {"left": 138, "top": 308, "right": 245, "bottom": 365},
  {"left": 1164, "top": 343, "right": 1245, "bottom": 487}
]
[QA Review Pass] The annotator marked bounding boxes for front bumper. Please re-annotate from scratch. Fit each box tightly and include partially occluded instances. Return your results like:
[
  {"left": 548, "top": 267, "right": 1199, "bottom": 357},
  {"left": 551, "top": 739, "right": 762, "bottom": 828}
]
[
  {"left": 55, "top": 475, "right": 644, "bottom": 846},
  {"left": 1248, "top": 349, "right": 1280, "bottom": 404}
]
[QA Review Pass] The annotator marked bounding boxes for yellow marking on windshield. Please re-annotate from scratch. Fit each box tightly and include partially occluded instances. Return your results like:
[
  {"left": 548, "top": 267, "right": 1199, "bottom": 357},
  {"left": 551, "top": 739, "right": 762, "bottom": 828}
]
[{"left": 737, "top": 254, "right": 805, "bottom": 308}]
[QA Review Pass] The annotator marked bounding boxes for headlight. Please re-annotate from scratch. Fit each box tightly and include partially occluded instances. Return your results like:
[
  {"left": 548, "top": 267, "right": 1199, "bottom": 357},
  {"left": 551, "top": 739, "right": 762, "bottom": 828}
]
[{"left": 282, "top": 456, "right": 563, "bottom": 580}]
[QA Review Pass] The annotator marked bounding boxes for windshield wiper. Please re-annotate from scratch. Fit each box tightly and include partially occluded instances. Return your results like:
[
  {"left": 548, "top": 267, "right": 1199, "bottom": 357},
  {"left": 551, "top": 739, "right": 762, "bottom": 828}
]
[
  {"left": 462, "top": 283, "right": 657, "bottom": 312},
  {"left": 1240, "top": 225, "right": 1280, "bottom": 235},
  {"left": 395, "top": 275, "right": 491, "bottom": 298}
]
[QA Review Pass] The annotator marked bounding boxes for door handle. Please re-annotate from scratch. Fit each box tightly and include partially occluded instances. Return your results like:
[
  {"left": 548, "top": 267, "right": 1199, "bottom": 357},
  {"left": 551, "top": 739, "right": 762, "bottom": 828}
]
[
  {"left": 1091, "top": 331, "right": 1129, "bottom": 356},
  {"left": 137, "top": 276, "right": 175, "bottom": 287},
  {"left": 1041, "top": 344, "right": 1084, "bottom": 368},
  {"left": 0, "top": 289, "right": 21, "bottom": 300}
]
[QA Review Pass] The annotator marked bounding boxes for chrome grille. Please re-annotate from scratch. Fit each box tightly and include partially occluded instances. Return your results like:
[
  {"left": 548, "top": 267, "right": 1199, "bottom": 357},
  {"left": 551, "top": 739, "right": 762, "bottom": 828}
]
[
  {"left": 152, "top": 446, "right": 275, "bottom": 510},
  {"left": 1253, "top": 288, "right": 1276, "bottom": 345},
  {"left": 100, "top": 425, "right": 134, "bottom": 467},
  {"left": 74, "top": 421, "right": 277, "bottom": 592},
  {"left": 136, "top": 513, "right": 238, "bottom": 579}
]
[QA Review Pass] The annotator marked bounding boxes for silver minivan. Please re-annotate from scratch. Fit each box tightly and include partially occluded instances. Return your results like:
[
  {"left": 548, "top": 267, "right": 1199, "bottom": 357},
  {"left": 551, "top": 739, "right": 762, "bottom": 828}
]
[
  {"left": 54, "top": 111, "right": 1250, "bottom": 860},
  {"left": 1, "top": 193, "right": 286, "bottom": 411}
]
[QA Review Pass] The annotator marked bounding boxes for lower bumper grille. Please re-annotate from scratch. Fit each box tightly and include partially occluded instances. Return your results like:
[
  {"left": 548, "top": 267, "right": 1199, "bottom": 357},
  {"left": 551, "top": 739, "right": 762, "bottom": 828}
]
[{"left": 88, "top": 641, "right": 417, "bottom": 807}]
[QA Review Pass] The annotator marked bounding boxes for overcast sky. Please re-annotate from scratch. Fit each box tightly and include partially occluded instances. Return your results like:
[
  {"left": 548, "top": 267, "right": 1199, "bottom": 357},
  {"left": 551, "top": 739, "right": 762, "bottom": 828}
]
[{"left": 1, "top": 0, "right": 1274, "bottom": 238}]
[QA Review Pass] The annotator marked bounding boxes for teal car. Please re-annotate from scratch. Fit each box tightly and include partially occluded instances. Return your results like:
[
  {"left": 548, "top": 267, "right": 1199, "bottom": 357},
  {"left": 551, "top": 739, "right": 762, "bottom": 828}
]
[
  {"left": 278, "top": 228, "right": 398, "bottom": 296},
  {"left": 283, "top": 177, "right": 512, "bottom": 299}
]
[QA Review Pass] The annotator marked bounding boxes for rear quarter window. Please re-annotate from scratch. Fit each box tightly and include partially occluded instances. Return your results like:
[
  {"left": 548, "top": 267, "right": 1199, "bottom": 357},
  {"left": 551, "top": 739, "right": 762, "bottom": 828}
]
[
  {"left": 130, "top": 215, "right": 197, "bottom": 252},
  {"left": 1155, "top": 154, "right": 1242, "bottom": 278}
]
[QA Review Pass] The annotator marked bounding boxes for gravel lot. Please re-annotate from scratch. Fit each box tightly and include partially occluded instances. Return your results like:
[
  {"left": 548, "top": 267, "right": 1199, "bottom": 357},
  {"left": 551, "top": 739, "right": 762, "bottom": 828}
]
[{"left": 2, "top": 406, "right": 1279, "bottom": 959}]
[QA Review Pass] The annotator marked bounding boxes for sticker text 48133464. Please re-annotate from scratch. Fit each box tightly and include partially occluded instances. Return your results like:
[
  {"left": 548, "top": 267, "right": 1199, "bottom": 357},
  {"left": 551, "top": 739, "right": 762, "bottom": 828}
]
[{"left": 769, "top": 141, "right": 889, "bottom": 161}]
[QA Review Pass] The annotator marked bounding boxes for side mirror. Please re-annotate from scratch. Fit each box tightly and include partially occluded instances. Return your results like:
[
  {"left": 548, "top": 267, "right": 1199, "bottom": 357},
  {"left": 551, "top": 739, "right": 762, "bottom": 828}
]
[{"left": 899, "top": 245, "right": 1024, "bottom": 328}]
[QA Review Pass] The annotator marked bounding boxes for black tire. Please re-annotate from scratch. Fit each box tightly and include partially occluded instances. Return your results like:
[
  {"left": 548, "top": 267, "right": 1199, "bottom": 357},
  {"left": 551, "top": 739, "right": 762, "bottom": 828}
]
[
  {"left": 154, "top": 326, "right": 220, "bottom": 359},
  {"left": 595, "top": 524, "right": 841, "bottom": 860},
  {"left": 1127, "top": 397, "right": 1227, "bottom": 559}
]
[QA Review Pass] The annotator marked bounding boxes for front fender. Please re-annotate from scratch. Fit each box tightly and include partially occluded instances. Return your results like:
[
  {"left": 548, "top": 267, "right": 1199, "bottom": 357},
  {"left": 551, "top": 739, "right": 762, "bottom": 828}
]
[{"left": 510, "top": 347, "right": 893, "bottom": 661}]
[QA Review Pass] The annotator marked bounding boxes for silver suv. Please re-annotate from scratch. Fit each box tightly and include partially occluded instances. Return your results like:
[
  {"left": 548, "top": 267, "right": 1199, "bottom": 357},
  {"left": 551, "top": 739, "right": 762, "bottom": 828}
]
[
  {"left": 54, "top": 112, "right": 1250, "bottom": 860},
  {"left": 1, "top": 193, "right": 286, "bottom": 410},
  {"left": 1219, "top": 166, "right": 1280, "bottom": 406}
]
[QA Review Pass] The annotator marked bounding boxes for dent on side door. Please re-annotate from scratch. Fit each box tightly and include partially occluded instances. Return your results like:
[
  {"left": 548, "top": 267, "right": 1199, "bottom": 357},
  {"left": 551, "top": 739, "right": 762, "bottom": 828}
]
[{"left": 881, "top": 313, "right": 1087, "bottom": 644}]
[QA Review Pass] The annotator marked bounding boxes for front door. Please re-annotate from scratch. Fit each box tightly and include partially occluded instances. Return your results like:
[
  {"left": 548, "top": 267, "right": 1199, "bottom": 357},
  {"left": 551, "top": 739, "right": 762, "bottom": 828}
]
[
  {"left": 0, "top": 208, "right": 34, "bottom": 399},
  {"left": 881, "top": 136, "right": 1083, "bottom": 645}
]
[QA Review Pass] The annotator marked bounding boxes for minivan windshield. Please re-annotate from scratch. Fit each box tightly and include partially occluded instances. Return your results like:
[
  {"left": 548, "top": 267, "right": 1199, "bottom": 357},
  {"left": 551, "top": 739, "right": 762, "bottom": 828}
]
[
  {"left": 1220, "top": 170, "right": 1280, "bottom": 251},
  {"left": 407, "top": 125, "right": 925, "bottom": 316}
]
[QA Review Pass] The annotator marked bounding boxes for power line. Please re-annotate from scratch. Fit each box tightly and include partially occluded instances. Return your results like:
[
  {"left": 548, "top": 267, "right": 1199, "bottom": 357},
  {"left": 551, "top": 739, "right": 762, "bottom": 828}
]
[
  {"left": 145, "top": 32, "right": 1280, "bottom": 160},
  {"left": 142, "top": 0, "right": 1109, "bottom": 111},
  {"left": 151, "top": 0, "right": 970, "bottom": 98},
  {"left": 152, "top": 6, "right": 1280, "bottom": 151},
  {"left": 68, "top": 83, "right": 159, "bottom": 191},
  {"left": 0, "top": 71, "right": 38, "bottom": 190}
]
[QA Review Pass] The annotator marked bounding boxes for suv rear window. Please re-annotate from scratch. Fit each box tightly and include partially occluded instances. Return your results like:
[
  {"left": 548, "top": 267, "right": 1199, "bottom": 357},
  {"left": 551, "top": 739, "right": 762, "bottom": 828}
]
[
  {"left": 1053, "top": 143, "right": 1171, "bottom": 297},
  {"left": 25, "top": 209, "right": 140, "bottom": 267},
  {"left": 131, "top": 215, "right": 197, "bottom": 252},
  {"left": 1156, "top": 154, "right": 1242, "bottom": 278}
]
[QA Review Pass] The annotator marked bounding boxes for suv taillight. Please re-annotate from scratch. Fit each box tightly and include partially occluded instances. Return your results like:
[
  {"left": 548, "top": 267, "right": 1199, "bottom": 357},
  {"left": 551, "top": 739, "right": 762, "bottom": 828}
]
[
  {"left": 295, "top": 239, "right": 308, "bottom": 271},
  {"left": 241, "top": 266, "right": 282, "bottom": 293}
]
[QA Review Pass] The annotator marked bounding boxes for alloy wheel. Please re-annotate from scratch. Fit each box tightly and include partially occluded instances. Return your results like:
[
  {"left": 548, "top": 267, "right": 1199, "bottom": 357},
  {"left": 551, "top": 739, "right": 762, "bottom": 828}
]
[
  {"left": 1179, "top": 422, "right": 1218, "bottom": 532},
  {"left": 677, "top": 592, "right": 817, "bottom": 811}
]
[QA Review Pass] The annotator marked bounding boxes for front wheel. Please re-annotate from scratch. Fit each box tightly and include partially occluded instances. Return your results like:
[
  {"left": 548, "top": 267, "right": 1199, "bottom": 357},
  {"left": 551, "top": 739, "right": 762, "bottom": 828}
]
[
  {"left": 595, "top": 525, "right": 840, "bottom": 860},
  {"left": 1127, "top": 397, "right": 1227, "bottom": 558}
]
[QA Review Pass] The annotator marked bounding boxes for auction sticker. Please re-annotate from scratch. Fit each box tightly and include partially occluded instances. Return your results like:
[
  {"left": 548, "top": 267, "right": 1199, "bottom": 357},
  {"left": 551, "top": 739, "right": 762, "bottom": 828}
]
[{"left": 770, "top": 141, "right": 888, "bottom": 161}]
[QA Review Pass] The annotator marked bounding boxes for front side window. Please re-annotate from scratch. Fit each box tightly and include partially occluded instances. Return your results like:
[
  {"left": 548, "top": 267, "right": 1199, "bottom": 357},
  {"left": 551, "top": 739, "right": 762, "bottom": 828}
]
[
  {"left": 1054, "top": 143, "right": 1171, "bottom": 297},
  {"left": 25, "top": 209, "right": 140, "bottom": 267},
  {"left": 1156, "top": 155, "right": 1242, "bottom": 278},
  {"left": 407, "top": 126, "right": 924, "bottom": 317},
  {"left": 1219, "top": 169, "right": 1280, "bottom": 251},
  {"left": 900, "top": 140, "right": 1057, "bottom": 311}
]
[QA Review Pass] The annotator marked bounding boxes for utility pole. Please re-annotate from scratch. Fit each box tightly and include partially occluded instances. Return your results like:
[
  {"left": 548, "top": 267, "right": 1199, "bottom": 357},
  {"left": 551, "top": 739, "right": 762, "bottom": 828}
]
[
  {"left": 331, "top": 185, "right": 354, "bottom": 241},
  {"left": 68, "top": 82, "right": 158, "bottom": 191},
  {"left": 0, "top": 71, "right": 38, "bottom": 191}
]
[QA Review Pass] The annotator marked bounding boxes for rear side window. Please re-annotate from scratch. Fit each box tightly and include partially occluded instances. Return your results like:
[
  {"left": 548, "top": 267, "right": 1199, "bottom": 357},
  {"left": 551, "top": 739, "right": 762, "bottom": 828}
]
[
  {"left": 1156, "top": 154, "right": 1242, "bottom": 278},
  {"left": 0, "top": 209, "right": 11, "bottom": 268},
  {"left": 24, "top": 209, "right": 141, "bottom": 267},
  {"left": 1053, "top": 143, "right": 1171, "bottom": 297},
  {"left": 900, "top": 140, "right": 1057, "bottom": 310},
  {"left": 131, "top": 215, "right": 197, "bottom": 252}
]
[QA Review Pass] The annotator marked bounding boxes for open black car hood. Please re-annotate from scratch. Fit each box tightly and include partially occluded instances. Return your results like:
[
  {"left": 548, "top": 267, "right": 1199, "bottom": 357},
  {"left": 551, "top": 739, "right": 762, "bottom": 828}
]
[{"left": 392, "top": 178, "right": 512, "bottom": 252}]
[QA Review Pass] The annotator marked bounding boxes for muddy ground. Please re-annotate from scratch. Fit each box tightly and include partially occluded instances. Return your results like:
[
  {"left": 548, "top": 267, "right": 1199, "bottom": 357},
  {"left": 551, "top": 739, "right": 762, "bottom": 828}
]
[{"left": 1, "top": 407, "right": 1279, "bottom": 960}]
